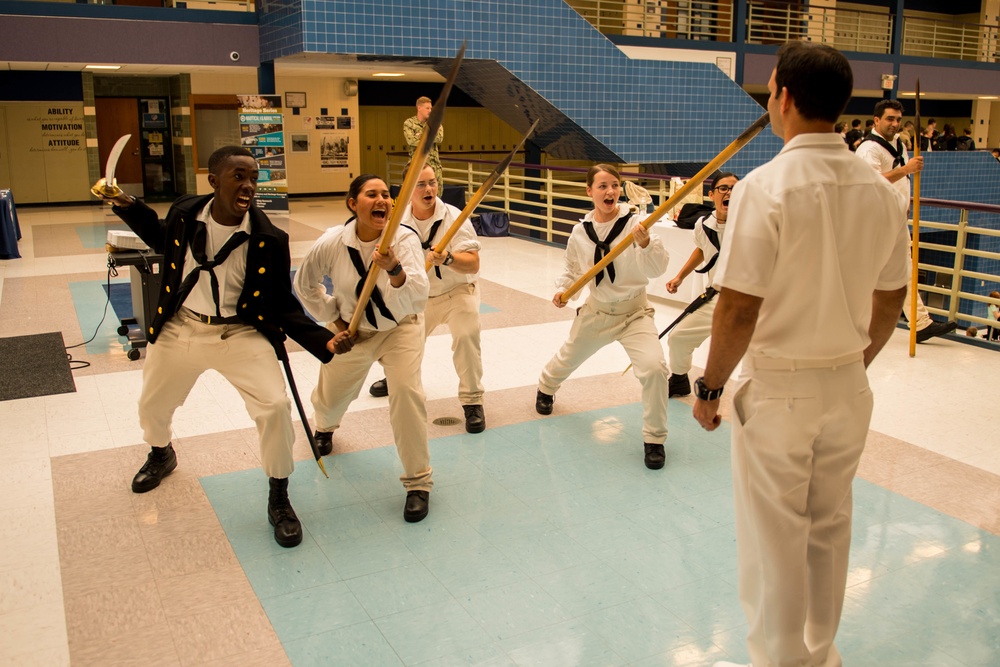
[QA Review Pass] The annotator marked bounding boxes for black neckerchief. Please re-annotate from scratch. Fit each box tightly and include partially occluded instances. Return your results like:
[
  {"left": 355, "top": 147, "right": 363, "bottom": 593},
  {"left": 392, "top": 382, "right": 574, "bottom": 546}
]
[
  {"left": 583, "top": 211, "right": 631, "bottom": 286},
  {"left": 695, "top": 216, "right": 722, "bottom": 275},
  {"left": 863, "top": 134, "right": 906, "bottom": 169},
  {"left": 179, "top": 217, "right": 249, "bottom": 317},
  {"left": 420, "top": 218, "right": 444, "bottom": 280},
  {"left": 346, "top": 244, "right": 396, "bottom": 329}
]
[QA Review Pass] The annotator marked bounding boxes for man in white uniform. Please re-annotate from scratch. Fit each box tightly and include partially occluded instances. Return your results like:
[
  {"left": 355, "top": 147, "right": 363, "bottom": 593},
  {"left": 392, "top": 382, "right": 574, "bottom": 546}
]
[
  {"left": 695, "top": 43, "right": 910, "bottom": 667},
  {"left": 855, "top": 98, "right": 957, "bottom": 342}
]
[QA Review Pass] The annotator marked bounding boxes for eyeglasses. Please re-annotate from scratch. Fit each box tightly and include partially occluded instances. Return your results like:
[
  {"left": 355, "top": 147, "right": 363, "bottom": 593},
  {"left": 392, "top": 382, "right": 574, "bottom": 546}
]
[
  {"left": 415, "top": 180, "right": 438, "bottom": 189},
  {"left": 713, "top": 184, "right": 733, "bottom": 194}
]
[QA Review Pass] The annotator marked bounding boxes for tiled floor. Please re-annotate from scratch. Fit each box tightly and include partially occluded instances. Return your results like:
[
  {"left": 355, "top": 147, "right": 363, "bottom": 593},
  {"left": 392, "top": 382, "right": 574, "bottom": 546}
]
[{"left": 1, "top": 198, "right": 998, "bottom": 666}]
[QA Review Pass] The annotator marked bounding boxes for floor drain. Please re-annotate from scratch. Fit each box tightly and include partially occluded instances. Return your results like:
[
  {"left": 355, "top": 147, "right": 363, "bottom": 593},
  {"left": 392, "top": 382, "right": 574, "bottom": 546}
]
[{"left": 433, "top": 416, "right": 461, "bottom": 426}]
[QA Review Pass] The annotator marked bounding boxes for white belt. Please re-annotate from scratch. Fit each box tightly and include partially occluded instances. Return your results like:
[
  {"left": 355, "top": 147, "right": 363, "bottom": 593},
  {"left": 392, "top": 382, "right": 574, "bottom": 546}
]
[{"left": 746, "top": 352, "right": 863, "bottom": 371}]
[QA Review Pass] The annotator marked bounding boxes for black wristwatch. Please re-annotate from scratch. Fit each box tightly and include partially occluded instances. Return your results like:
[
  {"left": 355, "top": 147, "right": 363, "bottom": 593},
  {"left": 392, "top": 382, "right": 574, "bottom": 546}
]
[
  {"left": 443, "top": 251, "right": 454, "bottom": 266},
  {"left": 694, "top": 376, "right": 724, "bottom": 401},
  {"left": 387, "top": 262, "right": 403, "bottom": 277}
]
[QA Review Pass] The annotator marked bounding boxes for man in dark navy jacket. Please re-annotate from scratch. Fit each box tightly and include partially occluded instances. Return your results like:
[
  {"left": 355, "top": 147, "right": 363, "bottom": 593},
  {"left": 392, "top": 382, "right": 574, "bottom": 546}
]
[{"left": 97, "top": 146, "right": 338, "bottom": 548}]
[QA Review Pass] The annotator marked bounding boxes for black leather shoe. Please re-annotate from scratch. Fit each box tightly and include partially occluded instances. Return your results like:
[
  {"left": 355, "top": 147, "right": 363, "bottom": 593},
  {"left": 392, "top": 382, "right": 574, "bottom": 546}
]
[
  {"left": 463, "top": 404, "right": 486, "bottom": 433},
  {"left": 644, "top": 443, "right": 666, "bottom": 470},
  {"left": 915, "top": 320, "right": 958, "bottom": 343},
  {"left": 268, "top": 477, "right": 303, "bottom": 548},
  {"left": 314, "top": 430, "right": 333, "bottom": 457},
  {"left": 535, "top": 390, "right": 554, "bottom": 415},
  {"left": 369, "top": 378, "right": 388, "bottom": 397},
  {"left": 668, "top": 373, "right": 691, "bottom": 398},
  {"left": 131, "top": 444, "right": 177, "bottom": 493},
  {"left": 403, "top": 490, "right": 430, "bottom": 523}
]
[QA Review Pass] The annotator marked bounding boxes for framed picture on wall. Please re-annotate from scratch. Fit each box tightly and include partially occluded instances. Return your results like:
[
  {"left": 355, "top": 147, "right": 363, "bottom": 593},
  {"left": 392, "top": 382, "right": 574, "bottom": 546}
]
[
  {"left": 285, "top": 92, "right": 307, "bottom": 109},
  {"left": 291, "top": 134, "right": 309, "bottom": 153}
]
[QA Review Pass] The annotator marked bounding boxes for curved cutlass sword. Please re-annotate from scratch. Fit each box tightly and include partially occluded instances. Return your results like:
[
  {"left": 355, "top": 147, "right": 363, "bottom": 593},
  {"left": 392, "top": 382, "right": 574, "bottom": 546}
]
[{"left": 90, "top": 134, "right": 132, "bottom": 199}]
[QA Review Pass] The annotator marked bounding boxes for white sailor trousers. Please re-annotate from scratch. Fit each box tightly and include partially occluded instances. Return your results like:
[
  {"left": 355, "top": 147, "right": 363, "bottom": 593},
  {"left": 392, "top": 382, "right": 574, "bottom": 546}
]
[
  {"left": 666, "top": 297, "right": 716, "bottom": 377},
  {"left": 424, "top": 282, "right": 485, "bottom": 405},
  {"left": 311, "top": 315, "right": 432, "bottom": 492},
  {"left": 730, "top": 357, "right": 872, "bottom": 667},
  {"left": 538, "top": 293, "right": 669, "bottom": 444},
  {"left": 138, "top": 308, "right": 296, "bottom": 478}
]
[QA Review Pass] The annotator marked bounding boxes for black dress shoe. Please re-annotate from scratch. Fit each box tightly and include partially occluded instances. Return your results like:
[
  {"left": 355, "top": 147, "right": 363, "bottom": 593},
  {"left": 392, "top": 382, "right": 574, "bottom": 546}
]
[
  {"left": 915, "top": 320, "right": 958, "bottom": 343},
  {"left": 463, "top": 404, "right": 486, "bottom": 433},
  {"left": 403, "top": 490, "right": 430, "bottom": 523},
  {"left": 535, "top": 390, "right": 554, "bottom": 415},
  {"left": 131, "top": 444, "right": 177, "bottom": 493},
  {"left": 314, "top": 430, "right": 333, "bottom": 456},
  {"left": 369, "top": 378, "right": 388, "bottom": 397},
  {"left": 668, "top": 373, "right": 691, "bottom": 398},
  {"left": 644, "top": 443, "right": 666, "bottom": 470},
  {"left": 268, "top": 477, "right": 303, "bottom": 548}
]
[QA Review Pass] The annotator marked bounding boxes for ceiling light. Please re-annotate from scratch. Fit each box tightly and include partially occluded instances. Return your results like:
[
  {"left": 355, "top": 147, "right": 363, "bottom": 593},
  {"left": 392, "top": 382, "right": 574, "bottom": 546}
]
[
  {"left": 372, "top": 72, "right": 404, "bottom": 77},
  {"left": 900, "top": 92, "right": 916, "bottom": 96},
  {"left": 85, "top": 65, "right": 121, "bottom": 70},
  {"left": 978, "top": 95, "right": 998, "bottom": 100}
]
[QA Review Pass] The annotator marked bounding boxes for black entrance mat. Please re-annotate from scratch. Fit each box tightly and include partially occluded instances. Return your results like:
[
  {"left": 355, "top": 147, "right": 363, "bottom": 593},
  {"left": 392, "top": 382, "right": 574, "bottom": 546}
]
[{"left": 0, "top": 332, "right": 76, "bottom": 401}]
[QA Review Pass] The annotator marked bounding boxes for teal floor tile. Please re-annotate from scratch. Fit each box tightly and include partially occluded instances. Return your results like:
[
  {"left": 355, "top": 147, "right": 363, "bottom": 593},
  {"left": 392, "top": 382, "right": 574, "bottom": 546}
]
[
  {"left": 345, "top": 562, "right": 453, "bottom": 619},
  {"left": 261, "top": 581, "right": 369, "bottom": 642},
  {"left": 283, "top": 620, "right": 404, "bottom": 667},
  {"left": 375, "top": 599, "right": 494, "bottom": 665}
]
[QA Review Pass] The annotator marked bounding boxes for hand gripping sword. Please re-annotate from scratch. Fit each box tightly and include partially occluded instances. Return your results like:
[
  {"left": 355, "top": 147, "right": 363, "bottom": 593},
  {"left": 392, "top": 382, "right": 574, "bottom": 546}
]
[{"left": 90, "top": 134, "right": 132, "bottom": 199}]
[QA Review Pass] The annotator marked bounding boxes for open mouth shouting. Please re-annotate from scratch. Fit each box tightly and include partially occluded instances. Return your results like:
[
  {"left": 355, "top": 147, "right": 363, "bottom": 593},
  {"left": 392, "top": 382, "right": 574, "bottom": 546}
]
[
  {"left": 235, "top": 192, "right": 253, "bottom": 211},
  {"left": 371, "top": 207, "right": 388, "bottom": 222}
]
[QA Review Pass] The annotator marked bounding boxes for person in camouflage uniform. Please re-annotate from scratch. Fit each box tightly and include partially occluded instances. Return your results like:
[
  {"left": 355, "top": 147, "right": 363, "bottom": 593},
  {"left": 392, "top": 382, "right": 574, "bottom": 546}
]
[{"left": 403, "top": 96, "right": 444, "bottom": 184}]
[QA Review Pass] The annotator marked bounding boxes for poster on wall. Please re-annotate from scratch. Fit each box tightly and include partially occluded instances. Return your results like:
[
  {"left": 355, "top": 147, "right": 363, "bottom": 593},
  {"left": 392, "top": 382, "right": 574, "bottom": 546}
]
[
  {"left": 3, "top": 102, "right": 90, "bottom": 203},
  {"left": 237, "top": 94, "right": 288, "bottom": 214},
  {"left": 315, "top": 116, "right": 337, "bottom": 130},
  {"left": 320, "top": 132, "right": 349, "bottom": 171}
]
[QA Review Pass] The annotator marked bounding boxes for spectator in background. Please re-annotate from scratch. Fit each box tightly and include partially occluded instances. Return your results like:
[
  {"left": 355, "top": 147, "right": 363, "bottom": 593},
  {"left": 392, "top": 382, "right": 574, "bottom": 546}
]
[
  {"left": 898, "top": 120, "right": 915, "bottom": 150},
  {"left": 955, "top": 128, "right": 975, "bottom": 151},
  {"left": 836, "top": 121, "right": 848, "bottom": 144},
  {"left": 403, "top": 96, "right": 444, "bottom": 184},
  {"left": 938, "top": 124, "right": 957, "bottom": 151},
  {"left": 845, "top": 118, "right": 863, "bottom": 151},
  {"left": 863, "top": 118, "right": 875, "bottom": 140},
  {"left": 987, "top": 291, "right": 1000, "bottom": 341},
  {"left": 992, "top": 148, "right": 1000, "bottom": 162}
]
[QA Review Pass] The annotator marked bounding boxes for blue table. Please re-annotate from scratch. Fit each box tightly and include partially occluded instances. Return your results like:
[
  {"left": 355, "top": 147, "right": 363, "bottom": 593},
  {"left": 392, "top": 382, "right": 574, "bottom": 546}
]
[{"left": 0, "top": 189, "right": 22, "bottom": 260}]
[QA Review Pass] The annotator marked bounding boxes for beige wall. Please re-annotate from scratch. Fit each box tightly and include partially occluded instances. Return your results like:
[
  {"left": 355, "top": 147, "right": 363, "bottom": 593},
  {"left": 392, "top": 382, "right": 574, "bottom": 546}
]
[
  {"left": 0, "top": 102, "right": 90, "bottom": 203},
  {"left": 189, "top": 72, "right": 361, "bottom": 196}
]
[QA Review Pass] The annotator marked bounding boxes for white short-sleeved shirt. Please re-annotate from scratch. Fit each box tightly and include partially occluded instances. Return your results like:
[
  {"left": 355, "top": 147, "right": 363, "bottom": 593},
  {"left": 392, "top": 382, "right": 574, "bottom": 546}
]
[
  {"left": 855, "top": 128, "right": 911, "bottom": 201},
  {"left": 693, "top": 212, "right": 726, "bottom": 286},
  {"left": 714, "top": 133, "right": 910, "bottom": 360},
  {"left": 557, "top": 203, "right": 670, "bottom": 303},
  {"left": 403, "top": 198, "right": 482, "bottom": 298},
  {"left": 294, "top": 221, "right": 429, "bottom": 333}
]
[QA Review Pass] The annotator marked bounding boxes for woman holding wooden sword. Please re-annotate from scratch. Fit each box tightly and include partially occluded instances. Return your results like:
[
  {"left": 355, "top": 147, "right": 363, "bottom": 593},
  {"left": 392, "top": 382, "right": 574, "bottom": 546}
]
[
  {"left": 293, "top": 174, "right": 433, "bottom": 523},
  {"left": 535, "top": 164, "right": 671, "bottom": 470}
]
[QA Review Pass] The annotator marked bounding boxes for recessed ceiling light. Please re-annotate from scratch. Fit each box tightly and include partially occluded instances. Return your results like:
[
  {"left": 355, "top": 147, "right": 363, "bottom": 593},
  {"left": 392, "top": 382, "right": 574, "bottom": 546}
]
[
  {"left": 372, "top": 72, "right": 404, "bottom": 77},
  {"left": 85, "top": 65, "right": 121, "bottom": 70},
  {"left": 978, "top": 95, "right": 998, "bottom": 100}
]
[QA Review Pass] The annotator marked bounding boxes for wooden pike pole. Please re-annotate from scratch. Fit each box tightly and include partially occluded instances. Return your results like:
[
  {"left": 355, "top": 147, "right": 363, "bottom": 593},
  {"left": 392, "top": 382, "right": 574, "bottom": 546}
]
[
  {"left": 909, "top": 79, "right": 922, "bottom": 357},
  {"left": 425, "top": 119, "right": 540, "bottom": 271},
  {"left": 347, "top": 42, "right": 466, "bottom": 336},
  {"left": 559, "top": 111, "right": 771, "bottom": 303}
]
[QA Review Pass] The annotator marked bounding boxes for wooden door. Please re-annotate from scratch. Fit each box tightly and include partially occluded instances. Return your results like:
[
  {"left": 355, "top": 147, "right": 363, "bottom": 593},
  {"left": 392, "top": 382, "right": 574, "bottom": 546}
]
[{"left": 95, "top": 98, "right": 142, "bottom": 193}]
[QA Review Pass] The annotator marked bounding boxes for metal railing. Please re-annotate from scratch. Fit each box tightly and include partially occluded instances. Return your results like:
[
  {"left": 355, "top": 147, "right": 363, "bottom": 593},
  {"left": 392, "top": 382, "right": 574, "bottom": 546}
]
[
  {"left": 902, "top": 16, "right": 1000, "bottom": 63},
  {"left": 564, "top": 0, "right": 734, "bottom": 41},
  {"left": 745, "top": 1, "right": 892, "bottom": 54},
  {"left": 912, "top": 198, "right": 1000, "bottom": 332},
  {"left": 389, "top": 153, "right": 1000, "bottom": 335},
  {"left": 12, "top": 0, "right": 255, "bottom": 11}
]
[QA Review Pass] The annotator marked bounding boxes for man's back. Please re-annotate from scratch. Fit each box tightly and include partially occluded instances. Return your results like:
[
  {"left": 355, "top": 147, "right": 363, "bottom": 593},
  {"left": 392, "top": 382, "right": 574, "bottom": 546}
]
[{"left": 717, "top": 133, "right": 909, "bottom": 360}]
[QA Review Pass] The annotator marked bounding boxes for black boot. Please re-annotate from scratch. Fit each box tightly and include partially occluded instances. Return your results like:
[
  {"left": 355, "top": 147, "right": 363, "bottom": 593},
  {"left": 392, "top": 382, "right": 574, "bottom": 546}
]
[
  {"left": 403, "top": 490, "right": 430, "bottom": 523},
  {"left": 131, "top": 444, "right": 177, "bottom": 493},
  {"left": 463, "top": 405, "right": 486, "bottom": 433},
  {"left": 369, "top": 378, "right": 388, "bottom": 397},
  {"left": 268, "top": 477, "right": 303, "bottom": 548},
  {"left": 668, "top": 373, "right": 691, "bottom": 398},
  {"left": 314, "top": 430, "right": 333, "bottom": 456},
  {"left": 644, "top": 443, "right": 666, "bottom": 470},
  {"left": 535, "top": 390, "right": 554, "bottom": 415}
]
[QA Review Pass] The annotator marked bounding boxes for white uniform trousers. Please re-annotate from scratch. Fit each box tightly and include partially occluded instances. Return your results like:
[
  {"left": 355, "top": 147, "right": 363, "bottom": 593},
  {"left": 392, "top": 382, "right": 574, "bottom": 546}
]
[
  {"left": 425, "top": 282, "right": 485, "bottom": 406},
  {"left": 666, "top": 297, "right": 716, "bottom": 377},
  {"left": 730, "top": 354, "right": 872, "bottom": 667},
  {"left": 312, "top": 315, "right": 432, "bottom": 492},
  {"left": 138, "top": 308, "right": 296, "bottom": 479},
  {"left": 538, "top": 293, "right": 669, "bottom": 444}
]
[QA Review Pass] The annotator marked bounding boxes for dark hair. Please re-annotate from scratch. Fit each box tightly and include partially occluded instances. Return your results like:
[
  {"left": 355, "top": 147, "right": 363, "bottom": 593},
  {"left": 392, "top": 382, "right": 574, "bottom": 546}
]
[
  {"left": 346, "top": 173, "right": 387, "bottom": 213},
  {"left": 208, "top": 146, "right": 254, "bottom": 175},
  {"left": 873, "top": 99, "right": 904, "bottom": 119},
  {"left": 865, "top": 119, "right": 875, "bottom": 127},
  {"left": 835, "top": 122, "right": 846, "bottom": 133},
  {"left": 774, "top": 42, "right": 853, "bottom": 123},
  {"left": 851, "top": 118, "right": 861, "bottom": 128},
  {"left": 586, "top": 164, "right": 620, "bottom": 187},
  {"left": 710, "top": 172, "right": 739, "bottom": 190}
]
